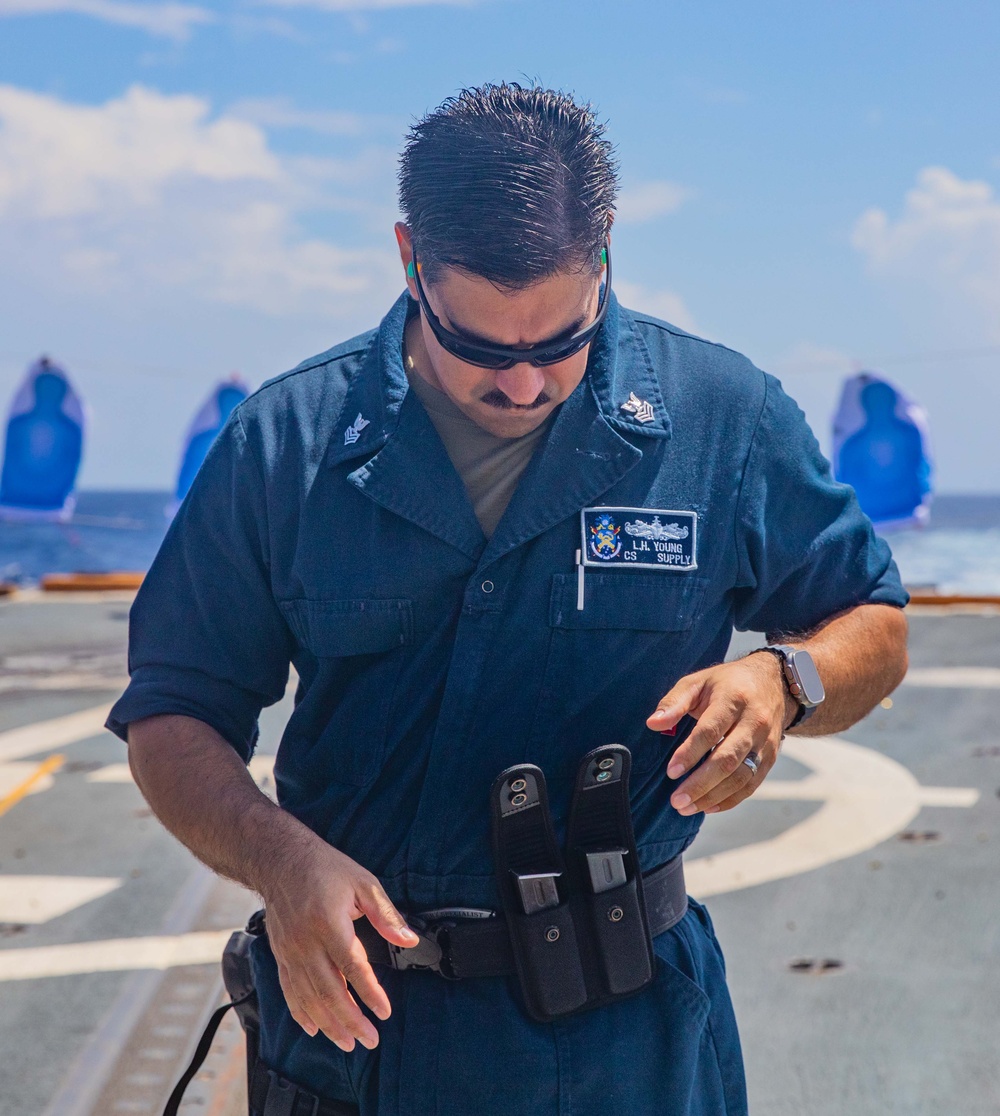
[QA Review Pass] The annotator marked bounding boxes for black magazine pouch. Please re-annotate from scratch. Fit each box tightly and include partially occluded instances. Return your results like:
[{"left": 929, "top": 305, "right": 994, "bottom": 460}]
[
  {"left": 491, "top": 764, "right": 588, "bottom": 1022},
  {"left": 566, "top": 744, "right": 655, "bottom": 1002}
]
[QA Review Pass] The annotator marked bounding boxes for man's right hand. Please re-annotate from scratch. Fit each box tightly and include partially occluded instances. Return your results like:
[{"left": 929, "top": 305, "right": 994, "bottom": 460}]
[
  {"left": 258, "top": 839, "right": 420, "bottom": 1051},
  {"left": 126, "top": 715, "right": 419, "bottom": 1053}
]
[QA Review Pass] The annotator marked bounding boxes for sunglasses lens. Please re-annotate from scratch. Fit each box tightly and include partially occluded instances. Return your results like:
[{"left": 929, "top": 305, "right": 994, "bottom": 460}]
[
  {"left": 439, "top": 335, "right": 512, "bottom": 369},
  {"left": 416, "top": 243, "right": 609, "bottom": 369},
  {"left": 533, "top": 339, "right": 587, "bottom": 367}
]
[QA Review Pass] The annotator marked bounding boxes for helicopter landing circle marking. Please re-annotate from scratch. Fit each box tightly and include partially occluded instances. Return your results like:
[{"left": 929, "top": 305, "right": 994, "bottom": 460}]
[{"left": 686, "top": 735, "right": 978, "bottom": 899}]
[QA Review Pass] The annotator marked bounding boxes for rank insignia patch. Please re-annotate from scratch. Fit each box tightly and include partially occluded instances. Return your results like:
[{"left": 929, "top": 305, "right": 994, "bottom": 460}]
[
  {"left": 581, "top": 507, "right": 698, "bottom": 570},
  {"left": 619, "top": 392, "right": 656, "bottom": 424},
  {"left": 344, "top": 413, "right": 370, "bottom": 446}
]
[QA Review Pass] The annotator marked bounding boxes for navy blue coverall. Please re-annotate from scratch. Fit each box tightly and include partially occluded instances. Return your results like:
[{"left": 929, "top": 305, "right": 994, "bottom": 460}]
[{"left": 109, "top": 292, "right": 908, "bottom": 1115}]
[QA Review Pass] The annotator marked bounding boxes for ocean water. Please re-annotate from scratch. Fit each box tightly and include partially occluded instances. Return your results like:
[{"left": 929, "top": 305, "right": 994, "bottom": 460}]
[
  {"left": 1, "top": 491, "right": 999, "bottom": 593},
  {"left": 0, "top": 491, "right": 172, "bottom": 584}
]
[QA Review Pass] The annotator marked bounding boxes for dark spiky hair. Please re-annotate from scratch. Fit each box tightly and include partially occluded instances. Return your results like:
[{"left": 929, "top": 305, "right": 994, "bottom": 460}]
[{"left": 398, "top": 83, "right": 618, "bottom": 288}]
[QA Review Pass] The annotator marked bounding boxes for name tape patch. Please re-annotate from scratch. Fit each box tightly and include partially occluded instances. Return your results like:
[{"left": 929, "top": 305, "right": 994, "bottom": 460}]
[{"left": 581, "top": 507, "right": 698, "bottom": 571}]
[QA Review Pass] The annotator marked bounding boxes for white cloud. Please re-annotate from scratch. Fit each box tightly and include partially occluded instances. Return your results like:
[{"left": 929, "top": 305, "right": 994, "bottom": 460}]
[
  {"left": 771, "top": 341, "right": 856, "bottom": 381},
  {"left": 852, "top": 166, "right": 1000, "bottom": 341},
  {"left": 228, "top": 96, "right": 376, "bottom": 137},
  {"left": 0, "top": 84, "right": 401, "bottom": 318},
  {"left": 0, "top": 0, "right": 213, "bottom": 40},
  {"left": 615, "top": 180, "right": 692, "bottom": 225},
  {"left": 0, "top": 84, "right": 280, "bottom": 219},
  {"left": 613, "top": 280, "right": 697, "bottom": 333}
]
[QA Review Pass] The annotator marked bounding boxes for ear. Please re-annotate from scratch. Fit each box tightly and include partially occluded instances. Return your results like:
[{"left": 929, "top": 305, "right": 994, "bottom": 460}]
[{"left": 395, "top": 222, "right": 418, "bottom": 299}]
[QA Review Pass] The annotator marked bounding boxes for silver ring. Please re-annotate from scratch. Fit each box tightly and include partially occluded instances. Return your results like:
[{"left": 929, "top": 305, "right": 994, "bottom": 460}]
[{"left": 742, "top": 752, "right": 760, "bottom": 776}]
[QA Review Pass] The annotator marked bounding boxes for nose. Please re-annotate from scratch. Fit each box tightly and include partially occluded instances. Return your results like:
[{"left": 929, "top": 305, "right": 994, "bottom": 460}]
[{"left": 494, "top": 362, "right": 546, "bottom": 406}]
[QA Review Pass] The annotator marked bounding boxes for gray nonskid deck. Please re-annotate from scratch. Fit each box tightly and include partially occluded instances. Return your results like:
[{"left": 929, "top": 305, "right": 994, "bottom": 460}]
[{"left": 0, "top": 598, "right": 996, "bottom": 1113}]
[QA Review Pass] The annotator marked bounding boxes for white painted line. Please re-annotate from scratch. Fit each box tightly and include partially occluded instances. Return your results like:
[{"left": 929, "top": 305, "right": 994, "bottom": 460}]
[
  {"left": 0, "top": 703, "right": 113, "bottom": 763},
  {"left": 918, "top": 786, "right": 981, "bottom": 807},
  {"left": 0, "top": 674, "right": 128, "bottom": 693},
  {"left": 754, "top": 775, "right": 979, "bottom": 808},
  {"left": 39, "top": 866, "right": 216, "bottom": 1116},
  {"left": 0, "top": 930, "right": 231, "bottom": 982},
  {"left": 903, "top": 667, "right": 1000, "bottom": 688},
  {"left": 87, "top": 757, "right": 276, "bottom": 795},
  {"left": 687, "top": 735, "right": 978, "bottom": 900},
  {"left": 0, "top": 875, "right": 122, "bottom": 923},
  {"left": 752, "top": 776, "right": 827, "bottom": 801},
  {"left": 249, "top": 754, "right": 276, "bottom": 797}
]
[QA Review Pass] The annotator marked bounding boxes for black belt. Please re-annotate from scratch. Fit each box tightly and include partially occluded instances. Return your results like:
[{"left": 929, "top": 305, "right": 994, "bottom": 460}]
[
  {"left": 207, "top": 858, "right": 686, "bottom": 1116},
  {"left": 354, "top": 854, "right": 687, "bottom": 980}
]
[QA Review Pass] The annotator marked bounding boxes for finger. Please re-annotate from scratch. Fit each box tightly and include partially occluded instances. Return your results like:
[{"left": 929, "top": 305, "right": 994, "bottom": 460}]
[
  {"left": 664, "top": 693, "right": 742, "bottom": 782},
  {"left": 334, "top": 930, "right": 394, "bottom": 1024},
  {"left": 646, "top": 677, "right": 706, "bottom": 732},
  {"left": 357, "top": 881, "right": 420, "bottom": 950},
  {"left": 671, "top": 717, "right": 770, "bottom": 814},
  {"left": 277, "top": 959, "right": 320, "bottom": 1039},
  {"left": 696, "top": 748, "right": 773, "bottom": 813},
  {"left": 281, "top": 955, "right": 359, "bottom": 1052},
  {"left": 705, "top": 748, "right": 778, "bottom": 813},
  {"left": 301, "top": 946, "right": 380, "bottom": 1050}
]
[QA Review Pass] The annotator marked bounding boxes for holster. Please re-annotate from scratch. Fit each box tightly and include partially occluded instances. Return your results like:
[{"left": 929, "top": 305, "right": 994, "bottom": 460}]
[
  {"left": 490, "top": 745, "right": 656, "bottom": 1023},
  {"left": 218, "top": 912, "right": 361, "bottom": 1115},
  {"left": 221, "top": 914, "right": 263, "bottom": 1095}
]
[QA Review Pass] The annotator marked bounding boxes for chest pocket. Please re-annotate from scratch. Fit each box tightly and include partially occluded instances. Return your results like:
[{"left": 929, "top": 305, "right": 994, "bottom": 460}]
[
  {"left": 279, "top": 598, "right": 412, "bottom": 787},
  {"left": 282, "top": 598, "right": 412, "bottom": 656},
  {"left": 530, "top": 574, "right": 708, "bottom": 778},
  {"left": 550, "top": 572, "right": 706, "bottom": 631}
]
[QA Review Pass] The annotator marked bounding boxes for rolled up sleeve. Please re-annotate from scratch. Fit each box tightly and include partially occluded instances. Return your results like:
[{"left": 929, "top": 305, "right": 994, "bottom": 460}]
[
  {"left": 107, "top": 410, "right": 293, "bottom": 761},
  {"left": 732, "top": 374, "right": 909, "bottom": 637}
]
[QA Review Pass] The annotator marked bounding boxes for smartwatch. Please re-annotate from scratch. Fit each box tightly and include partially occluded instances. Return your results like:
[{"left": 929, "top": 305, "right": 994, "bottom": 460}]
[{"left": 757, "top": 644, "right": 825, "bottom": 729}]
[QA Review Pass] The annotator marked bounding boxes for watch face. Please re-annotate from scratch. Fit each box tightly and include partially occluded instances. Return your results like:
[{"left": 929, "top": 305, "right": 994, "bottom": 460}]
[{"left": 789, "top": 650, "right": 825, "bottom": 706}]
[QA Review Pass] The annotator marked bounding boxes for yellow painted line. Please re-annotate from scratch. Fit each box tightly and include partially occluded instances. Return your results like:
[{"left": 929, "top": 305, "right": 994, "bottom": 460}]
[{"left": 0, "top": 754, "right": 65, "bottom": 819}]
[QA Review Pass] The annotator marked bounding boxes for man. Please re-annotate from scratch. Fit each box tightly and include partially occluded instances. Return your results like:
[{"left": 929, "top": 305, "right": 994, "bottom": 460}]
[{"left": 111, "top": 84, "right": 909, "bottom": 1115}]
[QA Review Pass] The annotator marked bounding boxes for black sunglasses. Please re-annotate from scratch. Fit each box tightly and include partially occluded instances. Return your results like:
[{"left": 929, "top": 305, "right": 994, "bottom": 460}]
[{"left": 409, "top": 244, "right": 611, "bottom": 370}]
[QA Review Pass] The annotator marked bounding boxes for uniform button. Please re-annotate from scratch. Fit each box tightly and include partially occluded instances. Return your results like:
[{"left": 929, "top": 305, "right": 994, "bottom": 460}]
[{"left": 481, "top": 580, "right": 494, "bottom": 594}]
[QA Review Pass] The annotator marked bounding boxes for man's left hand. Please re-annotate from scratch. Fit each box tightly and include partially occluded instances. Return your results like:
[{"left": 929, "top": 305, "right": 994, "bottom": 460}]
[{"left": 646, "top": 653, "right": 795, "bottom": 816}]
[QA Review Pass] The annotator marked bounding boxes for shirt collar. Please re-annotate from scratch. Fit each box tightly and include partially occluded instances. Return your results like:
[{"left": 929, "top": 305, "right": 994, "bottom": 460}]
[
  {"left": 326, "top": 287, "right": 671, "bottom": 471},
  {"left": 585, "top": 293, "right": 671, "bottom": 440},
  {"left": 325, "top": 292, "right": 411, "bottom": 470}
]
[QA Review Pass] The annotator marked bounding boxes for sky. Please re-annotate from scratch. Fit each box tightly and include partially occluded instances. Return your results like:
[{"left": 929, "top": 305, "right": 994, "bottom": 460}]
[{"left": 0, "top": 0, "right": 999, "bottom": 491}]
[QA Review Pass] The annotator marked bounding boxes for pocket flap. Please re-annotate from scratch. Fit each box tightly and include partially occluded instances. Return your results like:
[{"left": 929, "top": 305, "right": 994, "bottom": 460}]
[
  {"left": 550, "top": 574, "right": 707, "bottom": 631},
  {"left": 280, "top": 598, "right": 412, "bottom": 657}
]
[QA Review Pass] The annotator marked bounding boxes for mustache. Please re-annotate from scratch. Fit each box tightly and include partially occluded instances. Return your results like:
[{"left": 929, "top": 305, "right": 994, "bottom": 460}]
[{"left": 480, "top": 389, "right": 552, "bottom": 411}]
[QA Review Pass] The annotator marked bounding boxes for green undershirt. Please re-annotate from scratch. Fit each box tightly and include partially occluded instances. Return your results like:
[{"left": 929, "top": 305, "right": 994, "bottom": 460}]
[{"left": 405, "top": 364, "right": 554, "bottom": 540}]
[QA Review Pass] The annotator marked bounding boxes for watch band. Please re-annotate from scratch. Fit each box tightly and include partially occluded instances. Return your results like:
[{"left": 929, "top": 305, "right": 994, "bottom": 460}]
[
  {"left": 786, "top": 700, "right": 815, "bottom": 729},
  {"left": 755, "top": 645, "right": 819, "bottom": 730}
]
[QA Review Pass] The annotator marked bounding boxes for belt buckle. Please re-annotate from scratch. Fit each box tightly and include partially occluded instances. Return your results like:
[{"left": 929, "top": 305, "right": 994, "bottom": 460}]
[{"left": 386, "top": 917, "right": 449, "bottom": 976}]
